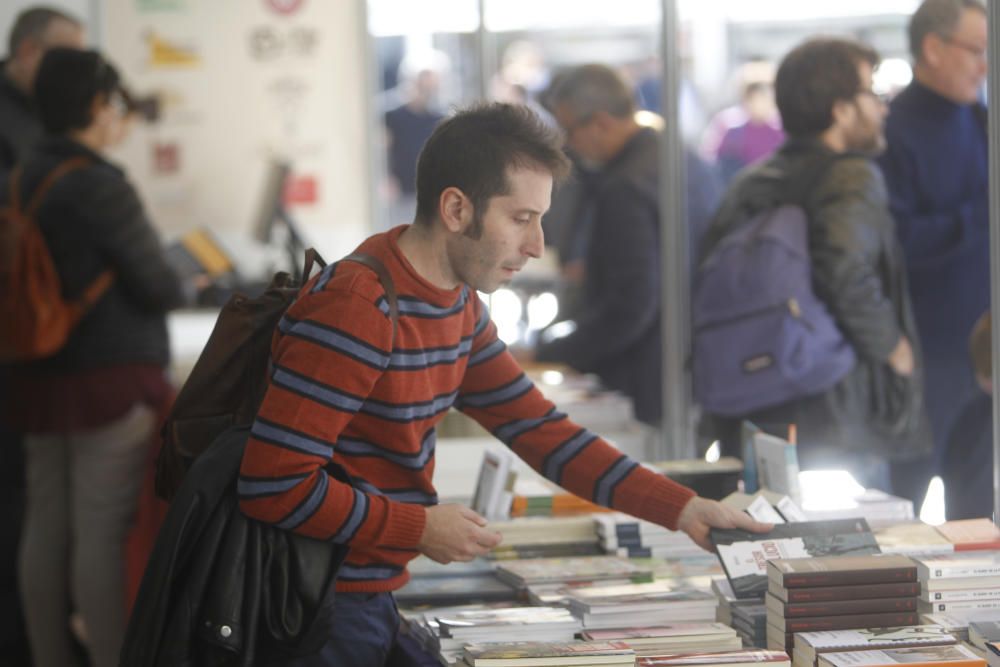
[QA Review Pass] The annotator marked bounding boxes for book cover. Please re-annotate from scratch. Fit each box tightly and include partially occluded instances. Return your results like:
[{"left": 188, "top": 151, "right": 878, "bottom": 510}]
[
  {"left": 771, "top": 581, "right": 921, "bottom": 603},
  {"left": 793, "top": 625, "right": 956, "bottom": 661},
  {"left": 766, "top": 592, "right": 918, "bottom": 618},
  {"left": 495, "top": 556, "right": 651, "bottom": 585},
  {"left": 773, "top": 611, "right": 919, "bottom": 634},
  {"left": 768, "top": 554, "right": 916, "bottom": 589},
  {"left": 817, "top": 644, "right": 984, "bottom": 667},
  {"left": 875, "top": 522, "right": 955, "bottom": 556},
  {"left": 935, "top": 519, "right": 1000, "bottom": 552},
  {"left": 471, "top": 448, "right": 514, "bottom": 521},
  {"left": 638, "top": 649, "right": 791, "bottom": 667},
  {"left": 915, "top": 553, "right": 1000, "bottom": 580},
  {"left": 581, "top": 623, "right": 737, "bottom": 642},
  {"left": 754, "top": 431, "right": 802, "bottom": 501},
  {"left": 712, "top": 519, "right": 879, "bottom": 598},
  {"left": 969, "top": 621, "right": 1000, "bottom": 650},
  {"left": 463, "top": 640, "right": 635, "bottom": 666}
]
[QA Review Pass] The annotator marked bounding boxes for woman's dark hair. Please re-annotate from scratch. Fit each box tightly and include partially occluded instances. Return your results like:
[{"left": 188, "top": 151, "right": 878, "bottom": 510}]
[
  {"left": 34, "top": 48, "right": 122, "bottom": 135},
  {"left": 774, "top": 38, "right": 879, "bottom": 138}
]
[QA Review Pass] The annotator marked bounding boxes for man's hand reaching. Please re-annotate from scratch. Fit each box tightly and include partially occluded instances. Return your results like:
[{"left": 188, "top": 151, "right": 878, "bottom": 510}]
[
  {"left": 417, "top": 504, "right": 503, "bottom": 564},
  {"left": 676, "top": 496, "right": 773, "bottom": 552}
]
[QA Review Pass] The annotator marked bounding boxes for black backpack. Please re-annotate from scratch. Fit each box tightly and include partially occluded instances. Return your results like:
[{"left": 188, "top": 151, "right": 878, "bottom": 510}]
[{"left": 155, "top": 249, "right": 399, "bottom": 501}]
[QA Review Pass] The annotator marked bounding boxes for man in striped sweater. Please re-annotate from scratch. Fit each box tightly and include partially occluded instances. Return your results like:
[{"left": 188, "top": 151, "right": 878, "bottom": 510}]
[{"left": 239, "top": 102, "right": 768, "bottom": 666}]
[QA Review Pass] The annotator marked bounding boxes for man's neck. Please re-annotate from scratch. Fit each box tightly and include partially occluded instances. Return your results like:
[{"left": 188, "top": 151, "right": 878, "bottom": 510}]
[
  {"left": 603, "top": 121, "right": 643, "bottom": 164},
  {"left": 818, "top": 127, "right": 846, "bottom": 154},
  {"left": 67, "top": 127, "right": 102, "bottom": 153},
  {"left": 913, "top": 66, "right": 957, "bottom": 104},
  {"left": 396, "top": 222, "right": 461, "bottom": 290}
]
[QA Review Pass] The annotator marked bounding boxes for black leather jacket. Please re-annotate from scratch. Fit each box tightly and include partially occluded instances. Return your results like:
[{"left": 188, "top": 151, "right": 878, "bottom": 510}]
[
  {"left": 701, "top": 139, "right": 931, "bottom": 460},
  {"left": 121, "top": 426, "right": 349, "bottom": 666}
]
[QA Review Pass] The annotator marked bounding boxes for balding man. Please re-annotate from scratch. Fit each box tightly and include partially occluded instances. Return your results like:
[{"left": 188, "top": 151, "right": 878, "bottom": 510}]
[{"left": 0, "top": 6, "right": 84, "bottom": 168}]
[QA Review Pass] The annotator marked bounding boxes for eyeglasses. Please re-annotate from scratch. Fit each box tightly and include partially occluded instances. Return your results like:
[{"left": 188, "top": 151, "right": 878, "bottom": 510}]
[{"left": 939, "top": 34, "right": 988, "bottom": 61}]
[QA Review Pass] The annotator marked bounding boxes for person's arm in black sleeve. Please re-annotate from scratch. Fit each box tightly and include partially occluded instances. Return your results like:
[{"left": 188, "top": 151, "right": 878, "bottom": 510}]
[
  {"left": 808, "top": 158, "right": 902, "bottom": 364},
  {"left": 536, "top": 181, "right": 659, "bottom": 368},
  {"left": 83, "top": 171, "right": 185, "bottom": 312}
]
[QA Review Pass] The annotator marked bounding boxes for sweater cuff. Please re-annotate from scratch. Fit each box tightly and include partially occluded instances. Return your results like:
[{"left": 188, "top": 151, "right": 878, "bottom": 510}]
[
  {"left": 639, "top": 476, "right": 698, "bottom": 531},
  {"left": 381, "top": 501, "right": 427, "bottom": 550}
]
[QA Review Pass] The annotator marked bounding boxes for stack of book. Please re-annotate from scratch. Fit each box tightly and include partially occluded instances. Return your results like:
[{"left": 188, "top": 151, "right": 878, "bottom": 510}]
[
  {"left": 397, "top": 557, "right": 519, "bottom": 607},
  {"left": 915, "top": 552, "right": 1000, "bottom": 618},
  {"left": 765, "top": 554, "right": 921, "bottom": 652},
  {"left": 489, "top": 516, "right": 602, "bottom": 560},
  {"left": 563, "top": 580, "right": 717, "bottom": 629},
  {"left": 495, "top": 555, "right": 653, "bottom": 591},
  {"left": 732, "top": 600, "right": 769, "bottom": 648},
  {"left": 412, "top": 605, "right": 583, "bottom": 666},
  {"left": 461, "top": 640, "right": 635, "bottom": 666},
  {"left": 791, "top": 626, "right": 957, "bottom": 667},
  {"left": 970, "top": 621, "right": 1000, "bottom": 654},
  {"left": 816, "top": 644, "right": 984, "bottom": 667},
  {"left": 580, "top": 622, "right": 742, "bottom": 655},
  {"left": 595, "top": 513, "right": 703, "bottom": 559},
  {"left": 636, "top": 649, "right": 792, "bottom": 667},
  {"left": 874, "top": 522, "right": 955, "bottom": 558}
]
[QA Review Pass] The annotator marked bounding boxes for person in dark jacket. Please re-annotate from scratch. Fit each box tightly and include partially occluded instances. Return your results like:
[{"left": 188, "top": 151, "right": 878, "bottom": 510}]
[
  {"left": 531, "top": 64, "right": 667, "bottom": 425},
  {"left": 877, "top": 0, "right": 989, "bottom": 510},
  {"left": 2, "top": 48, "right": 184, "bottom": 667},
  {"left": 0, "top": 8, "right": 84, "bottom": 665},
  {"left": 701, "top": 38, "right": 931, "bottom": 489},
  {"left": 942, "top": 311, "right": 993, "bottom": 521}
]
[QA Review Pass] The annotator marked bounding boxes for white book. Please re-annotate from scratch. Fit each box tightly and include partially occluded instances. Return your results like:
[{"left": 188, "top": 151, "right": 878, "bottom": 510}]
[
  {"left": 916, "top": 554, "right": 1000, "bottom": 581},
  {"left": 793, "top": 626, "right": 957, "bottom": 667},
  {"left": 471, "top": 448, "right": 514, "bottom": 521},
  {"left": 754, "top": 433, "right": 802, "bottom": 502},
  {"left": 921, "top": 599, "right": 1000, "bottom": 615},
  {"left": 818, "top": 644, "right": 983, "bottom": 667},
  {"left": 922, "top": 589, "right": 1000, "bottom": 603}
]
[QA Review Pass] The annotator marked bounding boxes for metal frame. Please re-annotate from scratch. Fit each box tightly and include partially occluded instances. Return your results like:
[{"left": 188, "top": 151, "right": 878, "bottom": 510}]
[
  {"left": 658, "top": 0, "right": 694, "bottom": 460},
  {"left": 990, "top": 0, "right": 1000, "bottom": 525}
]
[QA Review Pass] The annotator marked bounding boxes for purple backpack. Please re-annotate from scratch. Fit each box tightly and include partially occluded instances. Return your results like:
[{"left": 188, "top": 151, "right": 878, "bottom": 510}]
[{"left": 692, "top": 200, "right": 856, "bottom": 417}]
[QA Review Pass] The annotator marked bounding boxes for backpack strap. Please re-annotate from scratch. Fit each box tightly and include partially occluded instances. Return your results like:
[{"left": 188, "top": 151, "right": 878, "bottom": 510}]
[
  {"left": 343, "top": 253, "right": 399, "bottom": 346},
  {"left": 23, "top": 156, "right": 92, "bottom": 217}
]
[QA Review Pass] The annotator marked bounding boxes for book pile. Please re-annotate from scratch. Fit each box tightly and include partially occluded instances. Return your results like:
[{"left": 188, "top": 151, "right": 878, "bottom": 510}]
[
  {"left": 791, "top": 626, "right": 957, "bottom": 667},
  {"left": 490, "top": 516, "right": 603, "bottom": 560},
  {"left": 561, "top": 580, "right": 717, "bottom": 629},
  {"left": 397, "top": 557, "right": 519, "bottom": 607},
  {"left": 874, "top": 522, "right": 954, "bottom": 558},
  {"left": 595, "top": 513, "right": 703, "bottom": 559},
  {"left": 404, "top": 604, "right": 583, "bottom": 666},
  {"left": 765, "top": 554, "right": 921, "bottom": 652},
  {"left": 580, "top": 622, "right": 742, "bottom": 655},
  {"left": 815, "top": 644, "right": 983, "bottom": 667},
  {"left": 461, "top": 640, "right": 635, "bottom": 666},
  {"left": 495, "top": 556, "right": 653, "bottom": 590},
  {"left": 635, "top": 649, "right": 792, "bottom": 667},
  {"left": 712, "top": 577, "right": 767, "bottom": 648},
  {"left": 915, "top": 552, "right": 1000, "bottom": 618}
]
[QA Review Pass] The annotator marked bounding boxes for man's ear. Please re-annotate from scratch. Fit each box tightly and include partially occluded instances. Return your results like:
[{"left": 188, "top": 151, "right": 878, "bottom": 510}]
[
  {"left": 439, "top": 186, "right": 470, "bottom": 233},
  {"left": 921, "top": 33, "right": 944, "bottom": 69},
  {"left": 830, "top": 98, "right": 853, "bottom": 132}
]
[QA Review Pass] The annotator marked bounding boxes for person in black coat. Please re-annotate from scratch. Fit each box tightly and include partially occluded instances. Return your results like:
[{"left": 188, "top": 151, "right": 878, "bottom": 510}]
[
  {"left": 0, "top": 10, "right": 84, "bottom": 664},
  {"left": 700, "top": 38, "right": 931, "bottom": 489},
  {"left": 2, "top": 48, "right": 184, "bottom": 667}
]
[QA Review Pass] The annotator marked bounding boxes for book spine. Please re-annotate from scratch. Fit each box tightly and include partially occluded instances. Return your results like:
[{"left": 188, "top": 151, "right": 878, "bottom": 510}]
[
  {"left": 781, "top": 611, "right": 919, "bottom": 633},
  {"left": 783, "top": 582, "right": 921, "bottom": 603},
  {"left": 783, "top": 597, "right": 918, "bottom": 617},
  {"left": 781, "top": 567, "right": 917, "bottom": 588},
  {"left": 923, "top": 563, "right": 1000, "bottom": 578}
]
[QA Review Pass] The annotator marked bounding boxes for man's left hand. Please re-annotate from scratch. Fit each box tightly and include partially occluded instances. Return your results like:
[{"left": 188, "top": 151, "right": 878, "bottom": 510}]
[{"left": 676, "top": 496, "right": 773, "bottom": 552}]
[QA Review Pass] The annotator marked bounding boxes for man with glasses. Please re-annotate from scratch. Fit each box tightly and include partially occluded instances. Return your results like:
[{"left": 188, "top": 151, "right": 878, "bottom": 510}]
[
  {"left": 878, "top": 0, "right": 989, "bottom": 511},
  {"left": 701, "top": 38, "right": 929, "bottom": 490}
]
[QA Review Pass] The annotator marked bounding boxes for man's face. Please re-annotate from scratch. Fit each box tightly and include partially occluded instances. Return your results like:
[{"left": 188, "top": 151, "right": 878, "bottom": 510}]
[
  {"left": 445, "top": 166, "right": 551, "bottom": 294},
  {"left": 554, "top": 103, "right": 604, "bottom": 166},
  {"left": 926, "top": 7, "right": 988, "bottom": 104},
  {"left": 843, "top": 62, "right": 886, "bottom": 155}
]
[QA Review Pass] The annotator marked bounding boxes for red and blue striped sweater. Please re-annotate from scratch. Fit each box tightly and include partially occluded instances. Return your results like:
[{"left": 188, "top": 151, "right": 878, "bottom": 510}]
[{"left": 238, "top": 225, "right": 697, "bottom": 593}]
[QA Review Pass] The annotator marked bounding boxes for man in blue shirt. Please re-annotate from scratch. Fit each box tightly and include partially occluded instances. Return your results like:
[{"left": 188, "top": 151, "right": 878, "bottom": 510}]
[{"left": 878, "top": 0, "right": 989, "bottom": 510}]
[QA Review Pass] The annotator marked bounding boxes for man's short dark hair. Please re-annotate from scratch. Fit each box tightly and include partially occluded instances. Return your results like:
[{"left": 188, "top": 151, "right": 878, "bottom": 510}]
[
  {"left": 35, "top": 48, "right": 122, "bottom": 135},
  {"left": 414, "top": 103, "right": 570, "bottom": 227},
  {"left": 909, "top": 0, "right": 986, "bottom": 62},
  {"left": 774, "top": 37, "right": 879, "bottom": 139},
  {"left": 8, "top": 6, "right": 80, "bottom": 57}
]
